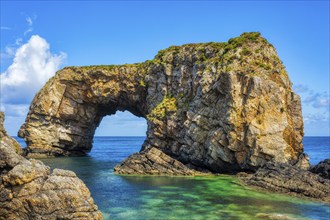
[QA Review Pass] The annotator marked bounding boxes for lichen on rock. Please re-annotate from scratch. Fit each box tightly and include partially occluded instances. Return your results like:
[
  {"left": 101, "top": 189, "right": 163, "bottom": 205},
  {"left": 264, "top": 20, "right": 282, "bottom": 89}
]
[
  {"left": 19, "top": 32, "right": 305, "bottom": 174},
  {"left": 146, "top": 95, "right": 177, "bottom": 123}
]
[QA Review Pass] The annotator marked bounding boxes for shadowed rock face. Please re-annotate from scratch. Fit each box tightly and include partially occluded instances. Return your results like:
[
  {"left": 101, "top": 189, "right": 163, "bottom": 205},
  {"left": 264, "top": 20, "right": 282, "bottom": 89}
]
[
  {"left": 19, "top": 32, "right": 305, "bottom": 173},
  {"left": 310, "top": 159, "right": 330, "bottom": 179}
]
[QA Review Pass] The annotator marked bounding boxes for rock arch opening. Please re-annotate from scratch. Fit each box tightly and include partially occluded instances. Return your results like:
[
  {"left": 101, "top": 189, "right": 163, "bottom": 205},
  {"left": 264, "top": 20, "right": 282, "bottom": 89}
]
[
  {"left": 95, "top": 111, "right": 147, "bottom": 137},
  {"left": 19, "top": 64, "right": 149, "bottom": 158},
  {"left": 93, "top": 111, "right": 147, "bottom": 162}
]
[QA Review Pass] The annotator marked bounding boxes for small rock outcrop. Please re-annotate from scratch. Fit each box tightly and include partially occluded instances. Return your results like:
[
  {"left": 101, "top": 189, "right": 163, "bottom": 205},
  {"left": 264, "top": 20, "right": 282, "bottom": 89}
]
[
  {"left": 240, "top": 162, "right": 330, "bottom": 202},
  {"left": 19, "top": 32, "right": 305, "bottom": 173},
  {"left": 310, "top": 159, "right": 330, "bottom": 179},
  {"left": 0, "top": 112, "right": 102, "bottom": 219},
  {"left": 114, "top": 147, "right": 203, "bottom": 175}
]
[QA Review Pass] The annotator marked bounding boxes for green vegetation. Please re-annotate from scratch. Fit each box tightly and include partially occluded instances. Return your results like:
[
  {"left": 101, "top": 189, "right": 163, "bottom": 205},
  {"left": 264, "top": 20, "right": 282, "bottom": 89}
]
[
  {"left": 241, "top": 47, "right": 252, "bottom": 56},
  {"left": 153, "top": 32, "right": 265, "bottom": 64},
  {"left": 225, "top": 32, "right": 262, "bottom": 50},
  {"left": 254, "top": 61, "right": 272, "bottom": 70},
  {"left": 65, "top": 32, "right": 278, "bottom": 80},
  {"left": 147, "top": 95, "right": 177, "bottom": 122},
  {"left": 74, "top": 65, "right": 116, "bottom": 72},
  {"left": 139, "top": 79, "right": 146, "bottom": 87}
]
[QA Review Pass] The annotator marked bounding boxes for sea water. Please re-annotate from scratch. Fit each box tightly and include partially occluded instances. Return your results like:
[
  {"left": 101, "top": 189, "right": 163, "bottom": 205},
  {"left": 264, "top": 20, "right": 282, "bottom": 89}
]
[{"left": 15, "top": 136, "right": 330, "bottom": 220}]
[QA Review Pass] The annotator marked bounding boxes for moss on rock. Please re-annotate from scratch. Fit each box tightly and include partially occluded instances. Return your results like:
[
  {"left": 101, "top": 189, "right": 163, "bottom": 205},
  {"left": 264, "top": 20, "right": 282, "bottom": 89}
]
[{"left": 147, "top": 95, "right": 177, "bottom": 122}]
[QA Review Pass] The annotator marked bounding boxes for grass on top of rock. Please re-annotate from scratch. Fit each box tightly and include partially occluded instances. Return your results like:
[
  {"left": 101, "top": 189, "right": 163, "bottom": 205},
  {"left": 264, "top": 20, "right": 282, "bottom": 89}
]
[
  {"left": 63, "top": 32, "right": 278, "bottom": 80},
  {"left": 153, "top": 32, "right": 271, "bottom": 67}
]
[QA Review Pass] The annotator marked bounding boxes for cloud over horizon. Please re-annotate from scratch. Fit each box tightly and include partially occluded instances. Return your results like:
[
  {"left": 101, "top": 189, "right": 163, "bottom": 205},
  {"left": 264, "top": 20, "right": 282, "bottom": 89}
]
[
  {"left": 293, "top": 84, "right": 330, "bottom": 110},
  {"left": 1, "top": 35, "right": 66, "bottom": 112}
]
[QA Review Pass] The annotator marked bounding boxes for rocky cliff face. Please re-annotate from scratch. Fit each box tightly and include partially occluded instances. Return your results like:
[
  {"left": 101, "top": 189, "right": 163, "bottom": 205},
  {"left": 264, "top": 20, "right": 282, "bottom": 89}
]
[
  {"left": 0, "top": 112, "right": 102, "bottom": 219},
  {"left": 19, "top": 32, "right": 305, "bottom": 173}
]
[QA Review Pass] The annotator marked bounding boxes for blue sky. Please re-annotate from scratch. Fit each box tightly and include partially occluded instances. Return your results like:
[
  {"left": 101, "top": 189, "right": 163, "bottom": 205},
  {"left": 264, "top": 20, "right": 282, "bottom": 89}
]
[{"left": 1, "top": 1, "right": 329, "bottom": 136}]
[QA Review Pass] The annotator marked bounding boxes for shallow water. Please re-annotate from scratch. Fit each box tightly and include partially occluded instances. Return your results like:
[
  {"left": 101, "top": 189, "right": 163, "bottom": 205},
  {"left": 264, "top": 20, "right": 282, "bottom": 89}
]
[{"left": 15, "top": 136, "right": 330, "bottom": 219}]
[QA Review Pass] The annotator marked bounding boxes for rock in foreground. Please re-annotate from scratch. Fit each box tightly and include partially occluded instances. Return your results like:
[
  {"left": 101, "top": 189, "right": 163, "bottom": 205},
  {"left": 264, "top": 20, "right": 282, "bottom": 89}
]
[
  {"left": 19, "top": 32, "right": 305, "bottom": 174},
  {"left": 240, "top": 162, "right": 330, "bottom": 202},
  {"left": 0, "top": 112, "right": 22, "bottom": 155},
  {"left": 0, "top": 112, "right": 102, "bottom": 220},
  {"left": 310, "top": 159, "right": 330, "bottom": 179}
]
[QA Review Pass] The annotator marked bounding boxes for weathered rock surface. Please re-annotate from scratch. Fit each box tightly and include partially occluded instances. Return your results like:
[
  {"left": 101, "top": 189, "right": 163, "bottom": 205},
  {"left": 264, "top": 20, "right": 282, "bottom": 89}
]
[
  {"left": 0, "top": 112, "right": 22, "bottom": 155},
  {"left": 115, "top": 147, "right": 204, "bottom": 175},
  {"left": 240, "top": 162, "right": 330, "bottom": 202},
  {"left": 0, "top": 112, "right": 102, "bottom": 219},
  {"left": 19, "top": 32, "right": 305, "bottom": 173},
  {"left": 310, "top": 159, "right": 330, "bottom": 179}
]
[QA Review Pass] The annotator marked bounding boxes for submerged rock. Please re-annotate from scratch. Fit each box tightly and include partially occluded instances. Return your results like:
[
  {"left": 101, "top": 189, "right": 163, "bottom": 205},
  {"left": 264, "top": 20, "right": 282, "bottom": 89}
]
[
  {"left": 0, "top": 112, "right": 102, "bottom": 219},
  {"left": 240, "top": 162, "right": 330, "bottom": 202},
  {"left": 255, "top": 213, "right": 297, "bottom": 220},
  {"left": 19, "top": 32, "right": 305, "bottom": 173},
  {"left": 310, "top": 159, "right": 330, "bottom": 179}
]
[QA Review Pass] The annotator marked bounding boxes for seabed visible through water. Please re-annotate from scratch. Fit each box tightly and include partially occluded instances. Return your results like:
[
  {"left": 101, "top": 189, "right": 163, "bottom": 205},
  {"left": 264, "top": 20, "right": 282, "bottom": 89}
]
[{"left": 16, "top": 136, "right": 330, "bottom": 220}]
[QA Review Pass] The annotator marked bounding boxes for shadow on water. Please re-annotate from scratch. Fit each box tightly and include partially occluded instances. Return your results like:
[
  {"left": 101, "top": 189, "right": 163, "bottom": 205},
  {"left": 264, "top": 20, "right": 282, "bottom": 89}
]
[{"left": 14, "top": 136, "right": 330, "bottom": 220}]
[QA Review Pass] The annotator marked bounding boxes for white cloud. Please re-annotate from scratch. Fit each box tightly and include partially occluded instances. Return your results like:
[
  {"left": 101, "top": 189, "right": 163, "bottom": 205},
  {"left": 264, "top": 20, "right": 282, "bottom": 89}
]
[
  {"left": 15, "top": 38, "right": 23, "bottom": 46},
  {"left": 0, "top": 103, "right": 5, "bottom": 112},
  {"left": 26, "top": 16, "right": 33, "bottom": 26},
  {"left": 294, "top": 84, "right": 330, "bottom": 110},
  {"left": 304, "top": 112, "right": 329, "bottom": 125},
  {"left": 0, "top": 46, "right": 16, "bottom": 61},
  {"left": 1, "top": 35, "right": 67, "bottom": 105},
  {"left": 0, "top": 27, "right": 11, "bottom": 30},
  {"left": 24, "top": 28, "right": 33, "bottom": 36},
  {"left": 23, "top": 16, "right": 36, "bottom": 36},
  {"left": 293, "top": 84, "right": 309, "bottom": 94},
  {"left": 303, "top": 112, "right": 330, "bottom": 136},
  {"left": 2, "top": 104, "right": 29, "bottom": 117}
]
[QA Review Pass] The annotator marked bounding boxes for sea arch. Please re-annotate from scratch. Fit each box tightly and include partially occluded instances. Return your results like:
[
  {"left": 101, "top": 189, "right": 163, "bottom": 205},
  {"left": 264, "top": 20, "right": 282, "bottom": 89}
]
[
  {"left": 19, "top": 64, "right": 150, "bottom": 157},
  {"left": 19, "top": 33, "right": 305, "bottom": 173}
]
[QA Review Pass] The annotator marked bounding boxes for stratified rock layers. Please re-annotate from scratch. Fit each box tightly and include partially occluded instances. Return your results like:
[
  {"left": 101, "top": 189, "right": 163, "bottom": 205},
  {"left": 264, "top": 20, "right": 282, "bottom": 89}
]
[
  {"left": 241, "top": 162, "right": 330, "bottom": 202},
  {"left": 0, "top": 112, "right": 102, "bottom": 219},
  {"left": 114, "top": 147, "right": 203, "bottom": 175},
  {"left": 19, "top": 32, "right": 304, "bottom": 173}
]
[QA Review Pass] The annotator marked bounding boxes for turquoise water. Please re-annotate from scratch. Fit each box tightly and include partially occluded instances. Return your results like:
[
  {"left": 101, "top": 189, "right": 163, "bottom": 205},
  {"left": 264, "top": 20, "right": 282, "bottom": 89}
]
[{"left": 15, "top": 136, "right": 330, "bottom": 219}]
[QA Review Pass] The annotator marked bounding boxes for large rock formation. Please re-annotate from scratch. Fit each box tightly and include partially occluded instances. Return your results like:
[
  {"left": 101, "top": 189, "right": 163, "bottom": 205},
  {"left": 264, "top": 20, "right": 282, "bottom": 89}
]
[
  {"left": 19, "top": 32, "right": 305, "bottom": 173},
  {"left": 0, "top": 112, "right": 102, "bottom": 219}
]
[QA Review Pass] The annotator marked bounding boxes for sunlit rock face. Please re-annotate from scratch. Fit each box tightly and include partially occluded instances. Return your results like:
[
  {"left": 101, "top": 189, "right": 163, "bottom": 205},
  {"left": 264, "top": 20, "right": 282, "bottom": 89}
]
[
  {"left": 19, "top": 32, "right": 305, "bottom": 173},
  {"left": 0, "top": 112, "right": 102, "bottom": 219}
]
